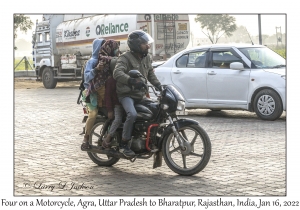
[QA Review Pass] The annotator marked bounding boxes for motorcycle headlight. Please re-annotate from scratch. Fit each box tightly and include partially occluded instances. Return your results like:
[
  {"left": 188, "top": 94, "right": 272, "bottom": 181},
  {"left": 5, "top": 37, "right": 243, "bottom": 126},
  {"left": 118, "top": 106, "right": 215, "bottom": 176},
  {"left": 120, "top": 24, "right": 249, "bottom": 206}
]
[
  {"left": 161, "top": 104, "right": 169, "bottom": 110},
  {"left": 177, "top": 100, "right": 185, "bottom": 111}
]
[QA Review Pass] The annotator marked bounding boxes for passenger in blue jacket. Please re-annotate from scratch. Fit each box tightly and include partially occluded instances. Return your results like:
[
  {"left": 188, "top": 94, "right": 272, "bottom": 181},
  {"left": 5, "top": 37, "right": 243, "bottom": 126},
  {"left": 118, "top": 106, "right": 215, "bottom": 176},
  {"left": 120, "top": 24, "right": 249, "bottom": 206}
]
[{"left": 81, "top": 38, "right": 105, "bottom": 149}]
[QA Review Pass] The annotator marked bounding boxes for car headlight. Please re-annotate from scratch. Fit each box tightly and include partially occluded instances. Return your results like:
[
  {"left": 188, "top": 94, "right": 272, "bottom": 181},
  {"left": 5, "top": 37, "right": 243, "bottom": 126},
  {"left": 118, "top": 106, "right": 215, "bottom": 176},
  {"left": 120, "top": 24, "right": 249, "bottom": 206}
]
[{"left": 177, "top": 100, "right": 185, "bottom": 111}]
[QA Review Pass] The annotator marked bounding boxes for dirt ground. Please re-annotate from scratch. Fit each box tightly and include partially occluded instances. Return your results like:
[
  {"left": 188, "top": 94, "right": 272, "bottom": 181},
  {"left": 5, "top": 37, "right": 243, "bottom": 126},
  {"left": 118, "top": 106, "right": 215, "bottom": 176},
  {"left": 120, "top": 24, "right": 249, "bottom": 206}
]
[{"left": 14, "top": 78, "right": 80, "bottom": 89}]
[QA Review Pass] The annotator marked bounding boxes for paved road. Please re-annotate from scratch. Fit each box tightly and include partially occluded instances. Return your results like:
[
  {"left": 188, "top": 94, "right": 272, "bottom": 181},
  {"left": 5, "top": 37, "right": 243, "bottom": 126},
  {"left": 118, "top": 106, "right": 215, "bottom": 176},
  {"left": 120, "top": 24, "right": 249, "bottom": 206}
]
[{"left": 14, "top": 87, "right": 286, "bottom": 196}]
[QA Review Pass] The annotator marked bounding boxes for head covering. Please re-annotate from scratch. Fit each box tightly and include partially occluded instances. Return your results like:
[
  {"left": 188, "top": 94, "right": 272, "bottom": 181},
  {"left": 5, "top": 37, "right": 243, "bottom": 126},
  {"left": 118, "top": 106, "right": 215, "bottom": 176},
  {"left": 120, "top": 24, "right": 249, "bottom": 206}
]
[
  {"left": 86, "top": 40, "right": 120, "bottom": 95},
  {"left": 97, "top": 39, "right": 120, "bottom": 75},
  {"left": 83, "top": 39, "right": 105, "bottom": 88}
]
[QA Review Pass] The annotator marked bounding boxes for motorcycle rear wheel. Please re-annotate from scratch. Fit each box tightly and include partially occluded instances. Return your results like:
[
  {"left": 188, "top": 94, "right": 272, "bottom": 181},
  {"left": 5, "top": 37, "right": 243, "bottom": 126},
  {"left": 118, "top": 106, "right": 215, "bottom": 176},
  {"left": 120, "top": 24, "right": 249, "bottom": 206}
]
[
  {"left": 162, "top": 124, "right": 211, "bottom": 176},
  {"left": 87, "top": 122, "right": 120, "bottom": 166}
]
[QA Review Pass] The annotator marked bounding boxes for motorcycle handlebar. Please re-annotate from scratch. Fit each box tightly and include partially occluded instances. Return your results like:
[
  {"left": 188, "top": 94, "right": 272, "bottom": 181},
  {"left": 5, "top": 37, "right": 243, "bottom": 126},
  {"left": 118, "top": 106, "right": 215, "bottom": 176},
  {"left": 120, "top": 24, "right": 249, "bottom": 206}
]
[
  {"left": 142, "top": 83, "right": 149, "bottom": 93},
  {"left": 148, "top": 85, "right": 164, "bottom": 97}
]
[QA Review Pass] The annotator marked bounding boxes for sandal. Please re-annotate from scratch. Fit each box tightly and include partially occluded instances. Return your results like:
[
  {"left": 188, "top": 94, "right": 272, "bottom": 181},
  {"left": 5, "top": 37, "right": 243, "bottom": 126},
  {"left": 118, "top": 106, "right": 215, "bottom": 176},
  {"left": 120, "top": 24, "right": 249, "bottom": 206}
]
[
  {"left": 102, "top": 139, "right": 110, "bottom": 149},
  {"left": 81, "top": 135, "right": 91, "bottom": 150}
]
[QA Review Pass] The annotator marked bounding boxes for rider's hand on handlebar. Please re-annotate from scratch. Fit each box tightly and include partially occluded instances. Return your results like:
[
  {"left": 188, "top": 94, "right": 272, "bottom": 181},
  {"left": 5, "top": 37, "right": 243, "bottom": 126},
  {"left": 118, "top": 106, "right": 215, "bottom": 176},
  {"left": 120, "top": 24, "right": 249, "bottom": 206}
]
[{"left": 155, "top": 84, "right": 162, "bottom": 91}]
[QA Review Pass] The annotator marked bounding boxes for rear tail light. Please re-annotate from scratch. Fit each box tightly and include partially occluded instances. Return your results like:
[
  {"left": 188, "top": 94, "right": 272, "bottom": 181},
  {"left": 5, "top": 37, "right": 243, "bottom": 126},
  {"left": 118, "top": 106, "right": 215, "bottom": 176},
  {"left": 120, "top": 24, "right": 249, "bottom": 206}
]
[{"left": 83, "top": 107, "right": 87, "bottom": 114}]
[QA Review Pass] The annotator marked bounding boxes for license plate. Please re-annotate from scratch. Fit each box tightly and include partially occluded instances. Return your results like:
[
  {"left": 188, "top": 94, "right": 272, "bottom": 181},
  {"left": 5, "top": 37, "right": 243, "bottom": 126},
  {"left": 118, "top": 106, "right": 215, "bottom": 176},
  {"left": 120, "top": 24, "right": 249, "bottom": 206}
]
[
  {"left": 176, "top": 110, "right": 186, "bottom": 115},
  {"left": 82, "top": 116, "right": 88, "bottom": 123}
]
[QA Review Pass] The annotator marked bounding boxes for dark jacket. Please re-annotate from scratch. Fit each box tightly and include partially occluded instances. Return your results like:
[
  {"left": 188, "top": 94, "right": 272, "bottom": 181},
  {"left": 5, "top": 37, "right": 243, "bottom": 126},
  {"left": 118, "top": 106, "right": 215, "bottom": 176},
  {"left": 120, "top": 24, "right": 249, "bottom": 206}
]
[{"left": 113, "top": 51, "right": 161, "bottom": 100}]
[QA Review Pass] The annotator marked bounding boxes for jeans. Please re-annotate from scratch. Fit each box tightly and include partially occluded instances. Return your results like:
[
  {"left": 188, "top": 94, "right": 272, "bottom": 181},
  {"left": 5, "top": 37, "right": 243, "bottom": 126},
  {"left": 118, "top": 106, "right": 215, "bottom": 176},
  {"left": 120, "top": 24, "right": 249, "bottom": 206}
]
[
  {"left": 108, "top": 105, "right": 123, "bottom": 136},
  {"left": 118, "top": 97, "right": 138, "bottom": 141}
]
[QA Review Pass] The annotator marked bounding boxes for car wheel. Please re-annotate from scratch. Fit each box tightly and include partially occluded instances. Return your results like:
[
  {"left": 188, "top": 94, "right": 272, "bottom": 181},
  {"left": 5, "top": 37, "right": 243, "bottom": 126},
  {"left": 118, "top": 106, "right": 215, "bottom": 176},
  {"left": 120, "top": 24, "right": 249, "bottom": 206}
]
[{"left": 253, "top": 89, "right": 283, "bottom": 121}]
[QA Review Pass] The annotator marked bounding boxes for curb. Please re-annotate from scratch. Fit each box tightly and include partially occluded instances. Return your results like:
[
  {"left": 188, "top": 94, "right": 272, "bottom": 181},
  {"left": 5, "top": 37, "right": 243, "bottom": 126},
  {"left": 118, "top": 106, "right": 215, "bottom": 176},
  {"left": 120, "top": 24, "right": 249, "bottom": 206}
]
[
  {"left": 15, "top": 77, "right": 36, "bottom": 80},
  {"left": 14, "top": 70, "right": 35, "bottom": 77}
]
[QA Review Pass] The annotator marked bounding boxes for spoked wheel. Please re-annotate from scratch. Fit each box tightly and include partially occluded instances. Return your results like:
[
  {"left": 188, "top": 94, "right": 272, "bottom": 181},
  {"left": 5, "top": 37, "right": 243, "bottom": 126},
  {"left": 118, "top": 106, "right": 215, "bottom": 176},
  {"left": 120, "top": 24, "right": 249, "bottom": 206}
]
[
  {"left": 162, "top": 124, "right": 211, "bottom": 176},
  {"left": 87, "top": 122, "right": 120, "bottom": 166}
]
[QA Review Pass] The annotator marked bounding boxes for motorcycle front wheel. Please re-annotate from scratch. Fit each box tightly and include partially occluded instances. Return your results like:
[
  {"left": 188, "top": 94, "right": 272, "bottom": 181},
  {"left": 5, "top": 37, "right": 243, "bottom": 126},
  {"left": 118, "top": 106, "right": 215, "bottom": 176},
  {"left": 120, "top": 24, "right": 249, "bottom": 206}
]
[
  {"left": 87, "top": 122, "right": 120, "bottom": 166},
  {"left": 162, "top": 124, "right": 211, "bottom": 176}
]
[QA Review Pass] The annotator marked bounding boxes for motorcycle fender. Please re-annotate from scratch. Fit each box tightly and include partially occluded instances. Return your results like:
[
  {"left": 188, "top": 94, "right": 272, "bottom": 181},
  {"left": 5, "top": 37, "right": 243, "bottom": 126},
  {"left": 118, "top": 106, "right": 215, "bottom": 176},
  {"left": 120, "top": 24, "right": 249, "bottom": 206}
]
[
  {"left": 158, "top": 118, "right": 199, "bottom": 149},
  {"left": 173, "top": 118, "right": 199, "bottom": 130}
]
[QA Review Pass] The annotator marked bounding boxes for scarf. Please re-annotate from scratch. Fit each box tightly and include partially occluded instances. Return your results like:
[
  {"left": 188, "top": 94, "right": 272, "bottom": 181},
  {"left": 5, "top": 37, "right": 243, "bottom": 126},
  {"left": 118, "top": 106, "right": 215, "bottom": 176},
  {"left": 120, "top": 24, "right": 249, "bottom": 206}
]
[{"left": 86, "top": 39, "right": 119, "bottom": 96}]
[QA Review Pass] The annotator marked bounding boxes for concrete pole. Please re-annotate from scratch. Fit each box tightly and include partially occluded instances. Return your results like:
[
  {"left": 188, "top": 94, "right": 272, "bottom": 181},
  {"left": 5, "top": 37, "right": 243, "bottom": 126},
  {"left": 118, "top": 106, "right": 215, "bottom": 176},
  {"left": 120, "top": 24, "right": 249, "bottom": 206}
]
[{"left": 258, "top": 14, "right": 262, "bottom": 45}]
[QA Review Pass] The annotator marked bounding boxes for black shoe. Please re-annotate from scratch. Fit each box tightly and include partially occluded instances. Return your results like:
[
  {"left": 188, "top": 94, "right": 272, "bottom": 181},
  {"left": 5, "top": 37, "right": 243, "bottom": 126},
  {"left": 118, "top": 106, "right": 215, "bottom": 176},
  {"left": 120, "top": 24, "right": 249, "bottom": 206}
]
[{"left": 119, "top": 142, "right": 135, "bottom": 157}]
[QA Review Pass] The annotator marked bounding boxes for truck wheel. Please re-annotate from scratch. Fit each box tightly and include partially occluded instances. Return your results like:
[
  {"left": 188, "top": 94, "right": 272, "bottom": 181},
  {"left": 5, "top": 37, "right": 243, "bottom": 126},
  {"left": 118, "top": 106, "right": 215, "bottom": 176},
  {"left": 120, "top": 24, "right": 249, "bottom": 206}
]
[
  {"left": 42, "top": 67, "right": 57, "bottom": 89},
  {"left": 253, "top": 89, "right": 283, "bottom": 121}
]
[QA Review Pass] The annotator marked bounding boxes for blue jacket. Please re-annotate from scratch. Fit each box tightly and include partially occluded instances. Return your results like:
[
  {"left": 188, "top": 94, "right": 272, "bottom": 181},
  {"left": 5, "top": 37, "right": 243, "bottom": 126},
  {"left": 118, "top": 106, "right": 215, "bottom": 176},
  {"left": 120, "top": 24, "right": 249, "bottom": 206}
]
[{"left": 83, "top": 38, "right": 105, "bottom": 89}]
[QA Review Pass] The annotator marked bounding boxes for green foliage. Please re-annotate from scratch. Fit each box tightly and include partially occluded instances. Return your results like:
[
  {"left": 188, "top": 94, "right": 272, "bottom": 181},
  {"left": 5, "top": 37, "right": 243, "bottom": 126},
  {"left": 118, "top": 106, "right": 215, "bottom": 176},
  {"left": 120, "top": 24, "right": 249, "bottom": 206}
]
[
  {"left": 273, "top": 49, "right": 286, "bottom": 59},
  {"left": 267, "top": 45, "right": 286, "bottom": 59},
  {"left": 195, "top": 14, "right": 237, "bottom": 44},
  {"left": 14, "top": 14, "right": 33, "bottom": 50},
  {"left": 14, "top": 57, "right": 34, "bottom": 71}
]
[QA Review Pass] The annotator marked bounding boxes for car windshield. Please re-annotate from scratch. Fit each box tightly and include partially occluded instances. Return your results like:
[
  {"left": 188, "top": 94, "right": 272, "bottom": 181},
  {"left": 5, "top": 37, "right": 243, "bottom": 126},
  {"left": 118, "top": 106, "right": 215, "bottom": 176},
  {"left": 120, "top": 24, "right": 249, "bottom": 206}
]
[{"left": 238, "top": 47, "right": 285, "bottom": 69}]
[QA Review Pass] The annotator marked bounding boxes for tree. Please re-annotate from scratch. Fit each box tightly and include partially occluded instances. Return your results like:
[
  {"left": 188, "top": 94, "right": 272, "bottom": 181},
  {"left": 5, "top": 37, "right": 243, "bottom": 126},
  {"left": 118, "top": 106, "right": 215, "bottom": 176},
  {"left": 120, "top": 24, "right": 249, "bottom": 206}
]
[
  {"left": 14, "top": 14, "right": 33, "bottom": 50},
  {"left": 261, "top": 34, "right": 269, "bottom": 44},
  {"left": 229, "top": 25, "right": 251, "bottom": 43},
  {"left": 194, "top": 14, "right": 237, "bottom": 44}
]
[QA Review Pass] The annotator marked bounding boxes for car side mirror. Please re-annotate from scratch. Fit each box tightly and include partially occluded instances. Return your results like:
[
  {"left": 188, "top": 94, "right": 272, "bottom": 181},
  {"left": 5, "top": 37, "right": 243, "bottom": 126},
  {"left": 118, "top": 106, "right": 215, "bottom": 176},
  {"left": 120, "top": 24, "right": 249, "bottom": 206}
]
[{"left": 230, "top": 62, "right": 244, "bottom": 70}]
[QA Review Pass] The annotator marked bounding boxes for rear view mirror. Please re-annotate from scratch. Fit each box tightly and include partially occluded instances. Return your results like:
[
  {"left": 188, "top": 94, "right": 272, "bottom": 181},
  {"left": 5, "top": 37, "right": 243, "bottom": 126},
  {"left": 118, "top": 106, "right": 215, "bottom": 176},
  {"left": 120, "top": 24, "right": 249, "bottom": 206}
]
[
  {"left": 230, "top": 62, "right": 244, "bottom": 70},
  {"left": 128, "top": 70, "right": 141, "bottom": 78}
]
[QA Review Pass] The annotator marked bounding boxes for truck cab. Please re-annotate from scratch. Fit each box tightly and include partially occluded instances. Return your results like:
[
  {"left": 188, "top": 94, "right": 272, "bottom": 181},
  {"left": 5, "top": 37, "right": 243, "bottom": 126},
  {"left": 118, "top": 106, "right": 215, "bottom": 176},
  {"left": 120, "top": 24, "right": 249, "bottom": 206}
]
[{"left": 32, "top": 15, "right": 87, "bottom": 89}]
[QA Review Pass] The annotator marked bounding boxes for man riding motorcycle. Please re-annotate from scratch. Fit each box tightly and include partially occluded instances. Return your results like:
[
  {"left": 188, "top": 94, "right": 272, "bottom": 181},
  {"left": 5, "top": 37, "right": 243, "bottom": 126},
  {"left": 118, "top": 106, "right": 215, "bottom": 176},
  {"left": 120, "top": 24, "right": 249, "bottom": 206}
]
[{"left": 113, "top": 30, "right": 162, "bottom": 157}]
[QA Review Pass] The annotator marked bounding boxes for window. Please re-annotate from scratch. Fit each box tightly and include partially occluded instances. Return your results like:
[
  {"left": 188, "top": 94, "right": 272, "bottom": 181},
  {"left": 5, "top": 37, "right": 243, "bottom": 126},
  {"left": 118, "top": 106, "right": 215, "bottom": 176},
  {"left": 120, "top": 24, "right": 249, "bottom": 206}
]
[
  {"left": 212, "top": 51, "right": 244, "bottom": 68},
  {"left": 176, "top": 54, "right": 188, "bottom": 68},
  {"left": 45, "top": 32, "right": 50, "bottom": 42},
  {"left": 176, "top": 51, "right": 207, "bottom": 68},
  {"left": 192, "top": 51, "right": 207, "bottom": 68},
  {"left": 38, "top": 33, "right": 43, "bottom": 42},
  {"left": 239, "top": 47, "right": 285, "bottom": 68}
]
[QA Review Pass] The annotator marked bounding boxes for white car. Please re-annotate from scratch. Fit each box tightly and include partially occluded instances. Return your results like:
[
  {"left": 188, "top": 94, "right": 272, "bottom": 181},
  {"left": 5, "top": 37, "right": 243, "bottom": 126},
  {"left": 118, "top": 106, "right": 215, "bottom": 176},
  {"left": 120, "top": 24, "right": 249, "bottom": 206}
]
[{"left": 153, "top": 44, "right": 286, "bottom": 120}]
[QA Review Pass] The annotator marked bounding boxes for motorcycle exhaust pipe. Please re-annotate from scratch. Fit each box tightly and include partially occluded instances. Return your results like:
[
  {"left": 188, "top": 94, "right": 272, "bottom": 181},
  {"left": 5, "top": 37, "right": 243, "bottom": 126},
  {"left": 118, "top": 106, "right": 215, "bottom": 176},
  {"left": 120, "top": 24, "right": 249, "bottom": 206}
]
[{"left": 82, "top": 145, "right": 129, "bottom": 159}]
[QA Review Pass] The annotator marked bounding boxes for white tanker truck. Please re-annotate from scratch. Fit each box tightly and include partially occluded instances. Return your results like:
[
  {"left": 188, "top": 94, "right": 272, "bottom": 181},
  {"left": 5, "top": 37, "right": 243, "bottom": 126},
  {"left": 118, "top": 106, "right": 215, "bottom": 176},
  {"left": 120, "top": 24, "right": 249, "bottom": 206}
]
[{"left": 32, "top": 14, "right": 190, "bottom": 89}]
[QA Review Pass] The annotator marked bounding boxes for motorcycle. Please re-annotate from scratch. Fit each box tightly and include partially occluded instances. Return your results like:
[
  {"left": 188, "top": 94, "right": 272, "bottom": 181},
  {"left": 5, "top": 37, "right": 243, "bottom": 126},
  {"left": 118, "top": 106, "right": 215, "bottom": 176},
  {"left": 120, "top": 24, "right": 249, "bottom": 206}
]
[{"left": 78, "top": 70, "right": 211, "bottom": 176}]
